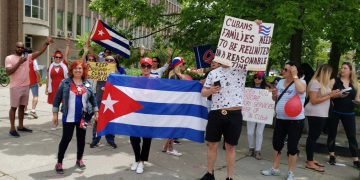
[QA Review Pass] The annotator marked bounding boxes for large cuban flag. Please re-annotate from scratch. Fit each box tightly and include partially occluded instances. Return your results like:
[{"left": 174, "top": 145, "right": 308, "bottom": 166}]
[
  {"left": 97, "top": 74, "right": 208, "bottom": 143},
  {"left": 91, "top": 20, "right": 131, "bottom": 58}
]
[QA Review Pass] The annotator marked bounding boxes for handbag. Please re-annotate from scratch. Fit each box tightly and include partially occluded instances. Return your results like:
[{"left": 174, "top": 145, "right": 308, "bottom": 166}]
[{"left": 274, "top": 81, "right": 294, "bottom": 115}]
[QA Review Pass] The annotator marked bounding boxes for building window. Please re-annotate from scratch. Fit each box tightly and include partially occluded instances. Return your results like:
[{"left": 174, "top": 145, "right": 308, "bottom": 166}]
[
  {"left": 77, "top": 15, "right": 82, "bottom": 35},
  {"left": 57, "top": 11, "right": 64, "bottom": 30},
  {"left": 24, "top": 0, "right": 45, "bottom": 20},
  {"left": 85, "top": 17, "right": 90, "bottom": 32},
  {"left": 25, "top": 35, "right": 32, "bottom": 48},
  {"left": 67, "top": 12, "right": 73, "bottom": 33}
]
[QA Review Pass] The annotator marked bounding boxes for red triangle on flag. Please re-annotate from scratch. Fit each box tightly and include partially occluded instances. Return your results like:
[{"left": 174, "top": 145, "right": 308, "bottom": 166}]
[
  {"left": 91, "top": 20, "right": 112, "bottom": 41},
  {"left": 97, "top": 82, "right": 144, "bottom": 133}
]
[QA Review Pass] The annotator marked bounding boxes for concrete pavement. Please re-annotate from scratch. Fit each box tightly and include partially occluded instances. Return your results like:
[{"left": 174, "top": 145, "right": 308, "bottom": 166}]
[{"left": 0, "top": 86, "right": 359, "bottom": 180}]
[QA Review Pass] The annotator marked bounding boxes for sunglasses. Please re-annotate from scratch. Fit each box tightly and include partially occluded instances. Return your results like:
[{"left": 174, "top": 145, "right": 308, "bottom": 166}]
[
  {"left": 254, "top": 76, "right": 263, "bottom": 80},
  {"left": 105, "top": 59, "right": 115, "bottom": 62},
  {"left": 88, "top": 58, "right": 95, "bottom": 62},
  {"left": 16, "top": 46, "right": 24, "bottom": 49},
  {"left": 141, "top": 64, "right": 152, "bottom": 69},
  {"left": 55, "top": 56, "right": 62, "bottom": 59},
  {"left": 153, "top": 61, "right": 158, "bottom": 63},
  {"left": 282, "top": 68, "right": 288, "bottom": 72}
]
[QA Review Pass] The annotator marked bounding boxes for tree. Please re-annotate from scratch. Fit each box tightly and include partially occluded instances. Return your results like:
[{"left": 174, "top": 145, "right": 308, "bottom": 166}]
[{"left": 89, "top": 0, "right": 360, "bottom": 71}]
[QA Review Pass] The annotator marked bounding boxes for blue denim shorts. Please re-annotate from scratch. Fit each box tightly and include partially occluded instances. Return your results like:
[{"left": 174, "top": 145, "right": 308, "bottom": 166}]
[{"left": 30, "top": 84, "right": 39, "bottom": 97}]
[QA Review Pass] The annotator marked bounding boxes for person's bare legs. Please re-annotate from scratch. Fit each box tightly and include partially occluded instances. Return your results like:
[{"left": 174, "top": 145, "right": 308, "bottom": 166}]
[
  {"left": 225, "top": 143, "right": 236, "bottom": 178},
  {"left": 288, "top": 154, "right": 297, "bottom": 172},
  {"left": 18, "top": 105, "right": 25, "bottom": 128},
  {"left": 272, "top": 151, "right": 281, "bottom": 169},
  {"left": 207, "top": 142, "right": 219, "bottom": 174},
  {"left": 32, "top": 96, "right": 38, "bottom": 110},
  {"left": 9, "top": 107, "right": 17, "bottom": 131}
]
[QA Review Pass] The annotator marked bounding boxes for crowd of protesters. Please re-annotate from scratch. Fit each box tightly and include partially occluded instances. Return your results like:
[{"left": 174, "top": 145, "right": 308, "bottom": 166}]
[{"left": 4, "top": 35, "right": 360, "bottom": 180}]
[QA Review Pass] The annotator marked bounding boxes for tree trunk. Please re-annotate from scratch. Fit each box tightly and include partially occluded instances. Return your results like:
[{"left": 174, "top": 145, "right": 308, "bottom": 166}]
[
  {"left": 290, "top": 29, "right": 303, "bottom": 64},
  {"left": 329, "top": 42, "right": 341, "bottom": 77}
]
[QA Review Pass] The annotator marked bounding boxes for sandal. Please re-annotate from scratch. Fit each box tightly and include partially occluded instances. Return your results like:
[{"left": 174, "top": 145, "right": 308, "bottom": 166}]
[
  {"left": 314, "top": 161, "right": 325, "bottom": 167},
  {"left": 305, "top": 165, "right": 325, "bottom": 173}
]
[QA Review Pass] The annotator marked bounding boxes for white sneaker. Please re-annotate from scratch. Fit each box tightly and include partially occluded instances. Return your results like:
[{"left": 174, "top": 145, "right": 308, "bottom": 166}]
[
  {"left": 166, "top": 149, "right": 183, "bottom": 156},
  {"left": 51, "top": 127, "right": 57, "bottom": 131},
  {"left": 130, "top": 162, "right": 139, "bottom": 171},
  {"left": 261, "top": 167, "right": 281, "bottom": 176},
  {"left": 286, "top": 171, "right": 295, "bottom": 180},
  {"left": 136, "top": 162, "right": 144, "bottom": 174}
]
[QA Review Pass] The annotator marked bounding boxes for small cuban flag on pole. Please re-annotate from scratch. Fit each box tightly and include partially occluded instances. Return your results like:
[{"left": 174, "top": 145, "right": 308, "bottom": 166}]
[{"left": 90, "top": 20, "right": 131, "bottom": 58}]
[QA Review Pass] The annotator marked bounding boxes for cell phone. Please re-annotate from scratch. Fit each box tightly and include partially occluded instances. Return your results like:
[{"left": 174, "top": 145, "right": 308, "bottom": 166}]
[
  {"left": 214, "top": 80, "right": 221, "bottom": 87},
  {"left": 22, "top": 49, "right": 29, "bottom": 59},
  {"left": 340, "top": 87, "right": 352, "bottom": 94},
  {"left": 352, "top": 100, "right": 360, "bottom": 105}
]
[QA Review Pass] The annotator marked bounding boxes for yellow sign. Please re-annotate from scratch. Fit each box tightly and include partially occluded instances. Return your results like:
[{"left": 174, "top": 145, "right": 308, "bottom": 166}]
[{"left": 87, "top": 62, "right": 116, "bottom": 81}]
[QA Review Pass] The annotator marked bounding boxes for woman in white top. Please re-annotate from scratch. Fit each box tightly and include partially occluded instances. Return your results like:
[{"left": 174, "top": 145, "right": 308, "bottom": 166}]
[
  {"left": 139, "top": 47, "right": 172, "bottom": 78},
  {"left": 304, "top": 64, "right": 340, "bottom": 172}
]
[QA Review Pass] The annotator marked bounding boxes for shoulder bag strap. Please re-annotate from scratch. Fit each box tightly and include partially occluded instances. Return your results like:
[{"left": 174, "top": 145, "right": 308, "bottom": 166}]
[{"left": 275, "top": 81, "right": 294, "bottom": 107}]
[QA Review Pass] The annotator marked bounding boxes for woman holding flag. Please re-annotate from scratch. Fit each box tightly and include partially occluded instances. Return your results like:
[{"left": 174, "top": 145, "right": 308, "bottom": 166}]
[
  {"left": 52, "top": 60, "right": 98, "bottom": 174},
  {"left": 130, "top": 57, "right": 159, "bottom": 174}
]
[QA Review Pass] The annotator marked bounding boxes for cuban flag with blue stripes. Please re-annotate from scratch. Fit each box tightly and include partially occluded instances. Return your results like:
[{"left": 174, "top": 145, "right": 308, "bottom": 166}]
[
  {"left": 97, "top": 74, "right": 208, "bottom": 143},
  {"left": 91, "top": 20, "right": 131, "bottom": 58}
]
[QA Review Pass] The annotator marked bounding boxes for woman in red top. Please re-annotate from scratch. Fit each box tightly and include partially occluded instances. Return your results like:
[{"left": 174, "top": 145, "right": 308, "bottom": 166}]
[
  {"left": 46, "top": 50, "right": 69, "bottom": 104},
  {"left": 46, "top": 39, "right": 70, "bottom": 105}
]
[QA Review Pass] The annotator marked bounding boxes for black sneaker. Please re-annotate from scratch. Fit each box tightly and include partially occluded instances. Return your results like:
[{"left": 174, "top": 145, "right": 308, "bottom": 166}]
[
  {"left": 89, "top": 142, "right": 98, "bottom": 148},
  {"left": 9, "top": 130, "right": 20, "bottom": 137},
  {"left": 225, "top": 178, "right": 233, "bottom": 180},
  {"left": 200, "top": 172, "right": 215, "bottom": 180},
  {"left": 329, "top": 155, "right": 336, "bottom": 165},
  {"left": 173, "top": 140, "right": 181, "bottom": 145},
  {"left": 353, "top": 161, "right": 360, "bottom": 169},
  {"left": 108, "top": 142, "right": 117, "bottom": 149},
  {"left": 55, "top": 163, "right": 64, "bottom": 174},
  {"left": 17, "top": 127, "right": 33, "bottom": 133}
]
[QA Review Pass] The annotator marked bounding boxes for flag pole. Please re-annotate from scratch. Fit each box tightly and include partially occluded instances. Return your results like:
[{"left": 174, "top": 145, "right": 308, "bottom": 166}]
[{"left": 87, "top": 19, "right": 98, "bottom": 45}]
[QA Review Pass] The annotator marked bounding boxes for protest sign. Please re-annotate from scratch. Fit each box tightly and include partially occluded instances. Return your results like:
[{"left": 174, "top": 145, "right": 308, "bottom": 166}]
[
  {"left": 213, "top": 16, "right": 274, "bottom": 71},
  {"left": 193, "top": 45, "right": 216, "bottom": 69},
  {"left": 242, "top": 88, "right": 275, "bottom": 124},
  {"left": 88, "top": 62, "right": 116, "bottom": 81}
]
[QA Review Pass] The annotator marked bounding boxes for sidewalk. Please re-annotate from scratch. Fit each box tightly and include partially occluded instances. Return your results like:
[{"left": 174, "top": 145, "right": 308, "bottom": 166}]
[{"left": 0, "top": 86, "right": 359, "bottom": 180}]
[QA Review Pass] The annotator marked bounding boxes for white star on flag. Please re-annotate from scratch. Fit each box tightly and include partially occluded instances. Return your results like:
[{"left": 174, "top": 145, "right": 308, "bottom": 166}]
[
  {"left": 98, "top": 30, "right": 105, "bottom": 36},
  {"left": 102, "top": 94, "right": 119, "bottom": 113}
]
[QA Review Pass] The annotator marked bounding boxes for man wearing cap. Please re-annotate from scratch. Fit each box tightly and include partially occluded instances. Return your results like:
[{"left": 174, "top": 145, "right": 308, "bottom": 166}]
[
  {"left": 90, "top": 55, "right": 119, "bottom": 149},
  {"left": 200, "top": 63, "right": 247, "bottom": 180}
]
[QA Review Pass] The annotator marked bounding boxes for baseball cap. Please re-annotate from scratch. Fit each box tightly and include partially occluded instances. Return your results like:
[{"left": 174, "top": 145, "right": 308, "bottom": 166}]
[
  {"left": 171, "top": 57, "right": 185, "bottom": 68},
  {"left": 140, "top": 57, "right": 153, "bottom": 65}
]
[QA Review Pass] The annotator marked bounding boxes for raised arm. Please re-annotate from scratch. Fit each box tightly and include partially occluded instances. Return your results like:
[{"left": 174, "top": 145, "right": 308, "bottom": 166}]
[{"left": 32, "top": 36, "right": 53, "bottom": 60}]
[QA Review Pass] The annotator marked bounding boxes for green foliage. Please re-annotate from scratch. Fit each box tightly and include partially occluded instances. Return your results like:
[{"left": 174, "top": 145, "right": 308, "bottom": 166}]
[
  {"left": 89, "top": 0, "right": 360, "bottom": 71},
  {"left": 75, "top": 33, "right": 104, "bottom": 57}
]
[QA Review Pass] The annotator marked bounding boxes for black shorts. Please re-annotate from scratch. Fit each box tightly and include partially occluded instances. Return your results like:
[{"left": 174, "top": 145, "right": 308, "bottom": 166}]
[{"left": 205, "top": 109, "right": 243, "bottom": 145}]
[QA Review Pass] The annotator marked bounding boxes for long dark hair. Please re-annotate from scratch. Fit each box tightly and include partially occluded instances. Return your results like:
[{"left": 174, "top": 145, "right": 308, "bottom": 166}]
[
  {"left": 252, "top": 75, "right": 268, "bottom": 89},
  {"left": 286, "top": 61, "right": 304, "bottom": 77}
]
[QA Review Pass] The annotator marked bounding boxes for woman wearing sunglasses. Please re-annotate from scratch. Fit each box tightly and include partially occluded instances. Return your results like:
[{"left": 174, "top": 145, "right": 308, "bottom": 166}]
[
  {"left": 246, "top": 71, "right": 270, "bottom": 160},
  {"left": 90, "top": 55, "right": 119, "bottom": 149},
  {"left": 139, "top": 47, "right": 172, "bottom": 78},
  {"left": 46, "top": 39, "right": 70, "bottom": 106},
  {"left": 261, "top": 61, "right": 306, "bottom": 180},
  {"left": 130, "top": 57, "right": 159, "bottom": 174}
]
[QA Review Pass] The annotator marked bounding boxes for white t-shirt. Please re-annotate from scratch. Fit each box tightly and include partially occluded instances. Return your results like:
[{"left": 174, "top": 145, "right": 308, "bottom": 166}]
[
  {"left": 151, "top": 63, "right": 169, "bottom": 77},
  {"left": 304, "top": 79, "right": 331, "bottom": 117},
  {"left": 204, "top": 67, "right": 247, "bottom": 110},
  {"left": 33, "top": 59, "right": 39, "bottom": 71},
  {"left": 276, "top": 79, "right": 306, "bottom": 120}
]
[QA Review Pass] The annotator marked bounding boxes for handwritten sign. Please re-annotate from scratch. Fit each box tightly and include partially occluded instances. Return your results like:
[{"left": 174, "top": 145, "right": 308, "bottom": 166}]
[
  {"left": 213, "top": 16, "right": 274, "bottom": 71},
  {"left": 88, "top": 62, "right": 116, "bottom": 81},
  {"left": 242, "top": 88, "right": 275, "bottom": 124}
]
